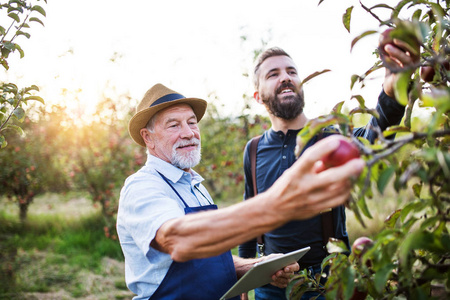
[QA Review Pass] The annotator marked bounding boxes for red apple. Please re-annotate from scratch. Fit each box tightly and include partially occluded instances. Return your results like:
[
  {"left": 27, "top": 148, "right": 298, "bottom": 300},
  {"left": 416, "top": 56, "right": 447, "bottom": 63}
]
[
  {"left": 352, "top": 237, "right": 373, "bottom": 257},
  {"left": 350, "top": 288, "right": 368, "bottom": 300},
  {"left": 378, "top": 28, "right": 394, "bottom": 57},
  {"left": 420, "top": 61, "right": 450, "bottom": 82},
  {"left": 378, "top": 29, "right": 398, "bottom": 70},
  {"left": 321, "top": 139, "right": 360, "bottom": 169},
  {"left": 420, "top": 65, "right": 435, "bottom": 82}
]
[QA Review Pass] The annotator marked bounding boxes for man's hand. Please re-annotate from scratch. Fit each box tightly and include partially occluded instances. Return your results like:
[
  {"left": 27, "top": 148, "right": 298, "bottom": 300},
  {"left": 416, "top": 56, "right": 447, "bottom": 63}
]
[
  {"left": 382, "top": 38, "right": 420, "bottom": 99},
  {"left": 263, "top": 254, "right": 299, "bottom": 288}
]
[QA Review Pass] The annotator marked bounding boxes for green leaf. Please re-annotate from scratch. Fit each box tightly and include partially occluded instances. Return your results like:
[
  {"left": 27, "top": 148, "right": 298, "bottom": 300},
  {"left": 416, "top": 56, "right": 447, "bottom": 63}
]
[
  {"left": 350, "top": 30, "right": 377, "bottom": 52},
  {"left": 0, "top": 135, "right": 6, "bottom": 148},
  {"left": 399, "top": 231, "right": 444, "bottom": 265},
  {"left": 382, "top": 126, "right": 410, "bottom": 137},
  {"left": 27, "top": 85, "right": 40, "bottom": 92},
  {"left": 393, "top": 72, "right": 410, "bottom": 106},
  {"left": 7, "top": 6, "right": 23, "bottom": 14},
  {"left": 13, "top": 107, "right": 25, "bottom": 122},
  {"left": 350, "top": 74, "right": 360, "bottom": 90},
  {"left": 370, "top": 4, "right": 394, "bottom": 10},
  {"left": 436, "top": 149, "right": 450, "bottom": 178},
  {"left": 419, "top": 215, "right": 441, "bottom": 231},
  {"left": 4, "top": 124, "right": 24, "bottom": 136},
  {"left": 15, "top": 44, "right": 24, "bottom": 58},
  {"left": 31, "top": 5, "right": 46, "bottom": 17},
  {"left": 331, "top": 101, "right": 345, "bottom": 114},
  {"left": 377, "top": 166, "right": 395, "bottom": 194},
  {"left": 357, "top": 194, "right": 373, "bottom": 219},
  {"left": 411, "top": 9, "right": 422, "bottom": 21},
  {"left": 412, "top": 183, "right": 421, "bottom": 198},
  {"left": 342, "top": 6, "right": 353, "bottom": 33},
  {"left": 374, "top": 263, "right": 395, "bottom": 293},
  {"left": 23, "top": 95, "right": 44, "bottom": 104},
  {"left": 384, "top": 209, "right": 401, "bottom": 228},
  {"left": 16, "top": 30, "right": 31, "bottom": 39},
  {"left": 400, "top": 201, "right": 425, "bottom": 222},
  {"left": 321, "top": 252, "right": 338, "bottom": 270},
  {"left": 349, "top": 107, "right": 379, "bottom": 120},
  {"left": 300, "top": 69, "right": 331, "bottom": 86},
  {"left": 326, "top": 238, "right": 350, "bottom": 253},
  {"left": 348, "top": 196, "right": 366, "bottom": 228},
  {"left": 341, "top": 264, "right": 356, "bottom": 300},
  {"left": 2, "top": 41, "right": 16, "bottom": 51},
  {"left": 29, "top": 17, "right": 45, "bottom": 27},
  {"left": 296, "top": 114, "right": 346, "bottom": 153},
  {"left": 8, "top": 12, "right": 20, "bottom": 22},
  {"left": 351, "top": 95, "right": 366, "bottom": 108}
]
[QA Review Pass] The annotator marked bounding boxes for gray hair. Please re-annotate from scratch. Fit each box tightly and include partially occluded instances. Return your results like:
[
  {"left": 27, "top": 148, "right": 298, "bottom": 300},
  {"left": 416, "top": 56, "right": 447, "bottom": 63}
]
[{"left": 145, "top": 111, "right": 159, "bottom": 133}]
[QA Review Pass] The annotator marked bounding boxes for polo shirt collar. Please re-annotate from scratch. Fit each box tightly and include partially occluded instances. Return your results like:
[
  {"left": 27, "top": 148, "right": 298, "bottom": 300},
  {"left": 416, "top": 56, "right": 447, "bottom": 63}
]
[{"left": 268, "top": 128, "right": 302, "bottom": 141}]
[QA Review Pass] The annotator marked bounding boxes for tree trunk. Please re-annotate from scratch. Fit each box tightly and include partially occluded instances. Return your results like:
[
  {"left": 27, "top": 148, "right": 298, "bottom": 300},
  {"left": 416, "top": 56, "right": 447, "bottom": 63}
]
[{"left": 19, "top": 200, "right": 29, "bottom": 223}]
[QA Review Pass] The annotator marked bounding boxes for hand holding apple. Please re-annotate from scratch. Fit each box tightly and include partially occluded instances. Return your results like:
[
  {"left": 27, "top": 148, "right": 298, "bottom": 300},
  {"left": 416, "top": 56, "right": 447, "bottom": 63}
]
[{"left": 379, "top": 27, "right": 420, "bottom": 72}]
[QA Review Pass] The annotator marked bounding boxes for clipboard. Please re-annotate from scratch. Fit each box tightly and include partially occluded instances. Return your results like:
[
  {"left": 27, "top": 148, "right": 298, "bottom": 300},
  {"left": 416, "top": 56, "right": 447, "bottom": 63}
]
[{"left": 220, "top": 246, "right": 310, "bottom": 300}]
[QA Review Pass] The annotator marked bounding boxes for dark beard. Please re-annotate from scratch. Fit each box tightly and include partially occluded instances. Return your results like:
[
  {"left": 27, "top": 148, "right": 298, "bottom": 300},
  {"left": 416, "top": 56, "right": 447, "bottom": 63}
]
[{"left": 262, "top": 85, "right": 305, "bottom": 120}]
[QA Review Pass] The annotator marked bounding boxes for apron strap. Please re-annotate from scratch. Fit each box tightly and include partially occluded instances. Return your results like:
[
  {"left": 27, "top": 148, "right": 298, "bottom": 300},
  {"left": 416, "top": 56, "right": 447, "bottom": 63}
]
[{"left": 157, "top": 171, "right": 189, "bottom": 208}]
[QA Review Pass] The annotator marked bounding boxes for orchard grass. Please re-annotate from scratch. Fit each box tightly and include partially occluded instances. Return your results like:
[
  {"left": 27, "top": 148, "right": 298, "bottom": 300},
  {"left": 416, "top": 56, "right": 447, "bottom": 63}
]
[{"left": 0, "top": 193, "right": 133, "bottom": 300}]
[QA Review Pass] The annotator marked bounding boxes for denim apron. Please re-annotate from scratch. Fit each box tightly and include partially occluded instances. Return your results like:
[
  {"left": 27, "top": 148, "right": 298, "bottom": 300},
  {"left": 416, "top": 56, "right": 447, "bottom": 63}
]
[{"left": 150, "top": 172, "right": 239, "bottom": 300}]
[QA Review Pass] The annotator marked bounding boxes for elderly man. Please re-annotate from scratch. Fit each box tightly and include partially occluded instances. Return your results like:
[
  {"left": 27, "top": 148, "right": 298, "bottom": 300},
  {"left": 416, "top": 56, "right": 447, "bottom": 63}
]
[{"left": 116, "top": 83, "right": 364, "bottom": 300}]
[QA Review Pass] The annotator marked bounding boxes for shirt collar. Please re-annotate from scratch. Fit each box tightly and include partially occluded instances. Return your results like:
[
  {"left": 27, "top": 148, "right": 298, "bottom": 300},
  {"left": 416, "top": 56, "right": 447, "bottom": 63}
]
[
  {"left": 145, "top": 155, "right": 204, "bottom": 185},
  {"left": 268, "top": 127, "right": 302, "bottom": 140}
]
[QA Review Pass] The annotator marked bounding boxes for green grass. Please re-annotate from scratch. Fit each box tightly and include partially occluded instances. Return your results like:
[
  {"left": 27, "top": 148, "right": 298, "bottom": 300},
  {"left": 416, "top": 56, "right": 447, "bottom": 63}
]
[{"left": 0, "top": 195, "right": 132, "bottom": 299}]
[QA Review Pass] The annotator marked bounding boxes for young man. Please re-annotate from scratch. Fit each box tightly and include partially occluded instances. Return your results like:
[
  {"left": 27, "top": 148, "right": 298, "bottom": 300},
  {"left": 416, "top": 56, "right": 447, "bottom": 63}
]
[
  {"left": 116, "top": 83, "right": 365, "bottom": 300},
  {"left": 239, "top": 40, "right": 419, "bottom": 300}
]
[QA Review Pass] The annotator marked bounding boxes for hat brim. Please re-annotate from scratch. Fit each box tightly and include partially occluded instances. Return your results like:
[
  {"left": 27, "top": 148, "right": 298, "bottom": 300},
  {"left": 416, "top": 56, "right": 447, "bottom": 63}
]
[{"left": 128, "top": 97, "right": 207, "bottom": 147}]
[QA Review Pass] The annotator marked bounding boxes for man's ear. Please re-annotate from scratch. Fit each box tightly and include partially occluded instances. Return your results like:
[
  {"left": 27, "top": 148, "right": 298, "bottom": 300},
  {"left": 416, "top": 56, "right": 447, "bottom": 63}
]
[
  {"left": 140, "top": 128, "right": 155, "bottom": 148},
  {"left": 253, "top": 91, "right": 263, "bottom": 104}
]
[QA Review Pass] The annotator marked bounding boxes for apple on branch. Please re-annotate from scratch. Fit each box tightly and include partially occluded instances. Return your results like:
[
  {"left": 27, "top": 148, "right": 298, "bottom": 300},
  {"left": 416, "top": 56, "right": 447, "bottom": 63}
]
[{"left": 320, "top": 139, "right": 360, "bottom": 169}]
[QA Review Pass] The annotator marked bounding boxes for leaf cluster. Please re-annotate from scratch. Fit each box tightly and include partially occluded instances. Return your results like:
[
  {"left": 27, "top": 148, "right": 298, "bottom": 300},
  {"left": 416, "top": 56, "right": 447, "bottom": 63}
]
[
  {"left": 289, "top": 0, "right": 450, "bottom": 298},
  {"left": 0, "top": 1, "right": 46, "bottom": 149}
]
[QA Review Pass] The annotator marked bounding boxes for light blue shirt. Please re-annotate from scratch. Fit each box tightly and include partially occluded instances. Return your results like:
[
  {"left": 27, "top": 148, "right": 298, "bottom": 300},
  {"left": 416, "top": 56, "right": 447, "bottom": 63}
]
[{"left": 116, "top": 155, "right": 214, "bottom": 300}]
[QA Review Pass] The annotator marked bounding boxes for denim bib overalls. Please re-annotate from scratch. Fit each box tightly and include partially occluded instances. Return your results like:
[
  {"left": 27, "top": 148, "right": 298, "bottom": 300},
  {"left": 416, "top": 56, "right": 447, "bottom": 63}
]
[{"left": 150, "top": 172, "right": 239, "bottom": 300}]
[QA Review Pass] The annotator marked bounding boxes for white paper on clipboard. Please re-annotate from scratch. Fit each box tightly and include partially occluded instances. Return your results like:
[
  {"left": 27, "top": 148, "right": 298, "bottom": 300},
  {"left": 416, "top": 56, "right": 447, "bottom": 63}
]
[{"left": 220, "top": 246, "right": 310, "bottom": 300}]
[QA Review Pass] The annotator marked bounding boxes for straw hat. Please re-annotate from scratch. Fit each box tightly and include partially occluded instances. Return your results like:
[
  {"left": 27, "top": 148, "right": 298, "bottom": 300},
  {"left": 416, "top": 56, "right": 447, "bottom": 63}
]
[{"left": 128, "top": 83, "right": 207, "bottom": 147}]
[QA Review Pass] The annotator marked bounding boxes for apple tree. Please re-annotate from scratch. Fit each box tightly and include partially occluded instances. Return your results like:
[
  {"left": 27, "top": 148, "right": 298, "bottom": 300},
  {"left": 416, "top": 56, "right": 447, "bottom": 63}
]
[
  {"left": 66, "top": 94, "right": 146, "bottom": 239},
  {"left": 0, "top": 106, "right": 70, "bottom": 222},
  {"left": 0, "top": 0, "right": 46, "bottom": 148},
  {"left": 288, "top": 0, "right": 449, "bottom": 299}
]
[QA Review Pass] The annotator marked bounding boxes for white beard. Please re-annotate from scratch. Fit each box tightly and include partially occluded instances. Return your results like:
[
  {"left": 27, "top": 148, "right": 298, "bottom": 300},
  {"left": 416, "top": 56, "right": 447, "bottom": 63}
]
[{"left": 171, "top": 138, "right": 201, "bottom": 170}]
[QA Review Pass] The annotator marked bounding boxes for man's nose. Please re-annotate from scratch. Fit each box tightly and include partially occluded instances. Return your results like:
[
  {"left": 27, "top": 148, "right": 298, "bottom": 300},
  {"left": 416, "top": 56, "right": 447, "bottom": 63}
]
[
  {"left": 280, "top": 71, "right": 292, "bottom": 83},
  {"left": 180, "top": 123, "right": 195, "bottom": 138}
]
